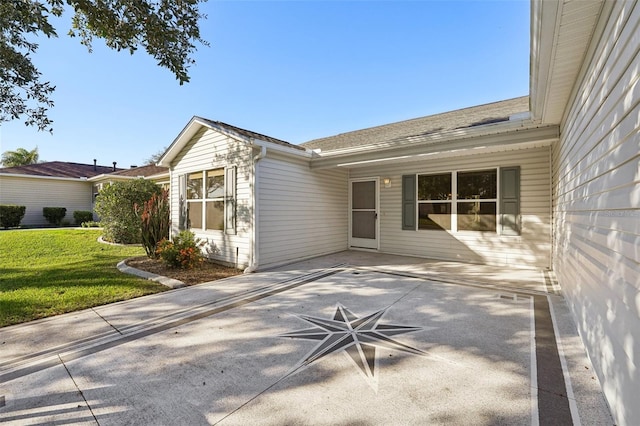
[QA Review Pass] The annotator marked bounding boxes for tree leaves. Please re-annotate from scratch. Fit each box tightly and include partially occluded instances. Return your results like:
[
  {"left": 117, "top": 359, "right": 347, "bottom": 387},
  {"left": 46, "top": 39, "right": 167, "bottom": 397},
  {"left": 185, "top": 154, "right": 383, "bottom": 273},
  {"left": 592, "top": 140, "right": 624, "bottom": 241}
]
[
  {"left": 0, "top": 0, "right": 207, "bottom": 132},
  {"left": 0, "top": 146, "right": 40, "bottom": 167}
]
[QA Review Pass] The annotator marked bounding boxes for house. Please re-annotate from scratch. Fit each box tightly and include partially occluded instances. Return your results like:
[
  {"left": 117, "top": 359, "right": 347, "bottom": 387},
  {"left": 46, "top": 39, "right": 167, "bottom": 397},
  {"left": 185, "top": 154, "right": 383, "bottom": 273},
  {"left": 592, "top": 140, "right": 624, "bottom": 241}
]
[
  {"left": 0, "top": 161, "right": 168, "bottom": 226},
  {"left": 159, "top": 98, "right": 552, "bottom": 271},
  {"left": 159, "top": 1, "right": 639, "bottom": 424}
]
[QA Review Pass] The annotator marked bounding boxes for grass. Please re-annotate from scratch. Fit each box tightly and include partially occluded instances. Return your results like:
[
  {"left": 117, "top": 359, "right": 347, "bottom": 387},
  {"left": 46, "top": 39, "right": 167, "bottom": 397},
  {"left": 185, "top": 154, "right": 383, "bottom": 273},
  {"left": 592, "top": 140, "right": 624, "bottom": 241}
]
[{"left": 0, "top": 229, "right": 168, "bottom": 327}]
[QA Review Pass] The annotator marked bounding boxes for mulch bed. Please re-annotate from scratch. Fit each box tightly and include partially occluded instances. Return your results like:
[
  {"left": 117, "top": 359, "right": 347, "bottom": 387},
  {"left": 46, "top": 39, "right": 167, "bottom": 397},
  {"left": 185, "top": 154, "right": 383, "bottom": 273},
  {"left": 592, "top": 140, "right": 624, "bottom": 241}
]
[{"left": 125, "top": 256, "right": 242, "bottom": 286}]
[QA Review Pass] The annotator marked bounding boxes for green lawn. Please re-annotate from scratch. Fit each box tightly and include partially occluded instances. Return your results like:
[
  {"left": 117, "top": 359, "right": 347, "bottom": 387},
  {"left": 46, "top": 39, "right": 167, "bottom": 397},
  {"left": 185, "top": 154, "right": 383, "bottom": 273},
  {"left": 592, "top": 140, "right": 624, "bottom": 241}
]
[{"left": 0, "top": 229, "right": 168, "bottom": 327}]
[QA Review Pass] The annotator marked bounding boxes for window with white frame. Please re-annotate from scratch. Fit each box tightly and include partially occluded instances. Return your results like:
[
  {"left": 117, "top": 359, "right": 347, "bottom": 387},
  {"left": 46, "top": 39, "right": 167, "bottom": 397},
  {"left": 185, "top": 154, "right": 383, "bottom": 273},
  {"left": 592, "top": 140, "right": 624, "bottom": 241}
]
[
  {"left": 417, "top": 173, "right": 452, "bottom": 230},
  {"left": 417, "top": 169, "right": 497, "bottom": 232},
  {"left": 186, "top": 169, "right": 226, "bottom": 231}
]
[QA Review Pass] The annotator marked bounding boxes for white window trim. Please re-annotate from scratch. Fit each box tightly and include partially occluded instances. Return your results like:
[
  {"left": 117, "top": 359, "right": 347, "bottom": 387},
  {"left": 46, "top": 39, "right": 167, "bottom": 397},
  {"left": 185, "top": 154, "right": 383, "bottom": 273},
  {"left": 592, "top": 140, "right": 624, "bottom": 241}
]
[
  {"left": 186, "top": 168, "right": 226, "bottom": 232},
  {"left": 416, "top": 168, "right": 501, "bottom": 234}
]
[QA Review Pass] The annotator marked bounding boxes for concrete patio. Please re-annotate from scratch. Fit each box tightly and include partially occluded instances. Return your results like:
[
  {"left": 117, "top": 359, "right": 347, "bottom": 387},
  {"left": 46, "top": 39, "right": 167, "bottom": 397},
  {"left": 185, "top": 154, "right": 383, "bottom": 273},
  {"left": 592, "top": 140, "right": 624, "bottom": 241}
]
[{"left": 0, "top": 251, "right": 613, "bottom": 425}]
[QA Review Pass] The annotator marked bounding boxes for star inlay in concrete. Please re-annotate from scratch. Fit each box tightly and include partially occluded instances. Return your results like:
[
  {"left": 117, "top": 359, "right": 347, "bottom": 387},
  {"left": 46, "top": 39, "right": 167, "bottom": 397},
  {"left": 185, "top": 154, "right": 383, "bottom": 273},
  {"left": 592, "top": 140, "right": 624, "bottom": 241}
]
[{"left": 280, "top": 304, "right": 426, "bottom": 389}]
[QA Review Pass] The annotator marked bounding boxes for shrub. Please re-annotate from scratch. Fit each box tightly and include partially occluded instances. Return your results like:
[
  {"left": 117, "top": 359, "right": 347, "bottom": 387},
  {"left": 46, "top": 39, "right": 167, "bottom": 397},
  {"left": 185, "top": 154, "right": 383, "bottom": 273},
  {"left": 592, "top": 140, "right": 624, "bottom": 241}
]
[
  {"left": 156, "top": 230, "right": 203, "bottom": 269},
  {"left": 73, "top": 210, "right": 94, "bottom": 225},
  {"left": 0, "top": 205, "right": 26, "bottom": 228},
  {"left": 135, "top": 189, "right": 170, "bottom": 258},
  {"left": 42, "top": 207, "right": 67, "bottom": 226},
  {"left": 81, "top": 221, "right": 101, "bottom": 228},
  {"left": 94, "top": 179, "right": 161, "bottom": 244}
]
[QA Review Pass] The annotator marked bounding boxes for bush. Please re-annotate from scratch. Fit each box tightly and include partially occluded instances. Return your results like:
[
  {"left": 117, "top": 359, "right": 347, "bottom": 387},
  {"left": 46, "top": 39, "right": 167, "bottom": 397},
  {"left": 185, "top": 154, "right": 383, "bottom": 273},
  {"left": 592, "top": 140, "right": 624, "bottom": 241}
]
[
  {"left": 135, "top": 189, "right": 170, "bottom": 258},
  {"left": 0, "top": 205, "right": 26, "bottom": 228},
  {"left": 94, "top": 179, "right": 162, "bottom": 244},
  {"left": 156, "top": 230, "right": 203, "bottom": 269},
  {"left": 81, "top": 221, "right": 101, "bottom": 228},
  {"left": 73, "top": 210, "right": 94, "bottom": 225},
  {"left": 42, "top": 207, "right": 67, "bottom": 226}
]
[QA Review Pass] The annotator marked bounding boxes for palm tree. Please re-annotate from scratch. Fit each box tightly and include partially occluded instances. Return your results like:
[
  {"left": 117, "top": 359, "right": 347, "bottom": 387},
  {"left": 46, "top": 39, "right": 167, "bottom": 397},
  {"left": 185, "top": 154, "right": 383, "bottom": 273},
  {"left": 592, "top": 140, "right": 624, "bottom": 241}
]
[{"left": 1, "top": 147, "right": 40, "bottom": 167}]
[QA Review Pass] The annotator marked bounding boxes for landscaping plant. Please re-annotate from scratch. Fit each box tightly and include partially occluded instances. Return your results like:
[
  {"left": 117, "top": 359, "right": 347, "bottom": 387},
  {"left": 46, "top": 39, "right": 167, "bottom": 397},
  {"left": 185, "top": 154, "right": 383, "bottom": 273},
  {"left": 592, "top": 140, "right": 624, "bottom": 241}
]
[
  {"left": 135, "top": 189, "right": 170, "bottom": 258},
  {"left": 94, "top": 179, "right": 161, "bottom": 244},
  {"left": 73, "top": 210, "right": 94, "bottom": 225},
  {"left": 156, "top": 230, "right": 204, "bottom": 269},
  {"left": 0, "top": 204, "right": 26, "bottom": 228},
  {"left": 43, "top": 207, "right": 67, "bottom": 226}
]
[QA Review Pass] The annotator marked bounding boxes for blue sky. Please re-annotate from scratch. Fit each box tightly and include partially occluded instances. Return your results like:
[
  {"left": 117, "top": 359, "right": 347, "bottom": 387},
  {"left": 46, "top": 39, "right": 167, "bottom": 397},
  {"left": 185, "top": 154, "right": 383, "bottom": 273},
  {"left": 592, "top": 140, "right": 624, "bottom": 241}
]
[{"left": 0, "top": 1, "right": 530, "bottom": 168}]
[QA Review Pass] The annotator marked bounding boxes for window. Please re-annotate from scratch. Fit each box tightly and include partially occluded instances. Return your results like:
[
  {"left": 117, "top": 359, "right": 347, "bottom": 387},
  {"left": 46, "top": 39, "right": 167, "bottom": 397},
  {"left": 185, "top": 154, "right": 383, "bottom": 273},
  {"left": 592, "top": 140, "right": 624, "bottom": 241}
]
[
  {"left": 456, "top": 170, "right": 497, "bottom": 232},
  {"left": 416, "top": 169, "right": 497, "bottom": 232},
  {"left": 185, "top": 168, "right": 234, "bottom": 232},
  {"left": 418, "top": 173, "right": 452, "bottom": 230}
]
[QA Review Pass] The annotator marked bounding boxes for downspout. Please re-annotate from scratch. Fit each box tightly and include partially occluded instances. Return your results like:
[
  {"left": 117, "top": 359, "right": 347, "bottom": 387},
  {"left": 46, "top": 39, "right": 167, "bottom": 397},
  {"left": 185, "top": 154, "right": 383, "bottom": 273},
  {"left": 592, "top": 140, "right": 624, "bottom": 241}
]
[{"left": 244, "top": 144, "right": 266, "bottom": 273}]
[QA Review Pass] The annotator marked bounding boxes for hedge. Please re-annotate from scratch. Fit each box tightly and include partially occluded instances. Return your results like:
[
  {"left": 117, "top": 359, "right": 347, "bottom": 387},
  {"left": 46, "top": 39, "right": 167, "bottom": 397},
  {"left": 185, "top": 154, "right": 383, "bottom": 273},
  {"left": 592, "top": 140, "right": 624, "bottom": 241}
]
[
  {"left": 0, "top": 205, "right": 26, "bottom": 228},
  {"left": 43, "top": 207, "right": 67, "bottom": 226}
]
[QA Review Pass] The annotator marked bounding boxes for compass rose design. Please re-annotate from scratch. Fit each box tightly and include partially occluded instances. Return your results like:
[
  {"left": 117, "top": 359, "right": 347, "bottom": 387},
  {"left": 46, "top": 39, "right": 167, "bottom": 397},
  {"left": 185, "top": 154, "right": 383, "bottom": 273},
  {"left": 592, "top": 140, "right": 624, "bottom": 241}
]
[{"left": 280, "top": 304, "right": 426, "bottom": 389}]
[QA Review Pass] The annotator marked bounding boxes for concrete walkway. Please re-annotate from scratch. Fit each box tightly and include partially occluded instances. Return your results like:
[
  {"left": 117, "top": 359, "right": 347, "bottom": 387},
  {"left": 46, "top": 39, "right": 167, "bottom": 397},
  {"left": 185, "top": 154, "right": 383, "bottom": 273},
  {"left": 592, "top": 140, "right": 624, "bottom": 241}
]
[{"left": 0, "top": 252, "right": 613, "bottom": 425}]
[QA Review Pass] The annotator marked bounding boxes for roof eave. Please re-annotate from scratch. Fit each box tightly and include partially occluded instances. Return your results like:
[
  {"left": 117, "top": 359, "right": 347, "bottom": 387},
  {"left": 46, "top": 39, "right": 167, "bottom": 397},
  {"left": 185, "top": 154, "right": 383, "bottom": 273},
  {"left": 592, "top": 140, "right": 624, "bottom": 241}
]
[
  {"left": 158, "top": 116, "right": 214, "bottom": 167},
  {"left": 0, "top": 173, "right": 90, "bottom": 182},
  {"left": 310, "top": 122, "right": 559, "bottom": 169},
  {"left": 530, "top": 0, "right": 607, "bottom": 125}
]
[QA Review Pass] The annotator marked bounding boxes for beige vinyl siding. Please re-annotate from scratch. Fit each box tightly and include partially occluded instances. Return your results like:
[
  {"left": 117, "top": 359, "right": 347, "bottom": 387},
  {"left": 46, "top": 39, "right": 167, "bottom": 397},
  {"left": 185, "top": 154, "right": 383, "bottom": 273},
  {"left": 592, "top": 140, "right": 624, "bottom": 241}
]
[
  {"left": 257, "top": 154, "right": 348, "bottom": 268},
  {"left": 350, "top": 146, "right": 551, "bottom": 268},
  {"left": 169, "top": 128, "right": 253, "bottom": 268},
  {"left": 552, "top": 2, "right": 640, "bottom": 424},
  {"left": 0, "top": 176, "right": 92, "bottom": 226}
]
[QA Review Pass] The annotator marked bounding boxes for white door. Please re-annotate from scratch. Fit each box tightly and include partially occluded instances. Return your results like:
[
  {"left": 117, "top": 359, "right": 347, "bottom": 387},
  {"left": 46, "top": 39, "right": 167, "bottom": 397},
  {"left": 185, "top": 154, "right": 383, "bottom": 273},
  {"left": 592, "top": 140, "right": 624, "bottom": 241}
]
[{"left": 350, "top": 179, "right": 378, "bottom": 249}]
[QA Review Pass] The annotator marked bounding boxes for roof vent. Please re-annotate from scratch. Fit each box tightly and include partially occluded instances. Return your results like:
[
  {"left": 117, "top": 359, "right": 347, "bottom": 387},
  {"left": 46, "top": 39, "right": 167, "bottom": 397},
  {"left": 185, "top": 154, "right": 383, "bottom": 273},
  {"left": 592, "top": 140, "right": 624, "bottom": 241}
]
[
  {"left": 130, "top": 165, "right": 137, "bottom": 169},
  {"left": 112, "top": 162, "right": 117, "bottom": 171},
  {"left": 93, "top": 159, "right": 97, "bottom": 171}
]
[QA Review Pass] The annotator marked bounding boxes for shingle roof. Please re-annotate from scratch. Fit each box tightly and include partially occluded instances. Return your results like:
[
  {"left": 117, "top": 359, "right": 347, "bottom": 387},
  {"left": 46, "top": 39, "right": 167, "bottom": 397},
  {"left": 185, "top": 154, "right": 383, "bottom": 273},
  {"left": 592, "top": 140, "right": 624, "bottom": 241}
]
[
  {"left": 108, "top": 164, "right": 168, "bottom": 177},
  {"left": 302, "top": 96, "right": 530, "bottom": 152},
  {"left": 0, "top": 161, "right": 124, "bottom": 178},
  {"left": 195, "top": 117, "right": 306, "bottom": 151}
]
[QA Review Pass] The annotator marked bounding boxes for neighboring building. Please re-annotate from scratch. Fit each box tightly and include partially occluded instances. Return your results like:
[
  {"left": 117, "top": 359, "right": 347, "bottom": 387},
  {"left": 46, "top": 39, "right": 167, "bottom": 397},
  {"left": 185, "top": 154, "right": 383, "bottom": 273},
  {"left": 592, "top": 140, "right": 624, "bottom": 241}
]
[
  {"left": 88, "top": 164, "right": 170, "bottom": 209},
  {"left": 0, "top": 161, "right": 168, "bottom": 226},
  {"left": 159, "top": 1, "right": 639, "bottom": 424}
]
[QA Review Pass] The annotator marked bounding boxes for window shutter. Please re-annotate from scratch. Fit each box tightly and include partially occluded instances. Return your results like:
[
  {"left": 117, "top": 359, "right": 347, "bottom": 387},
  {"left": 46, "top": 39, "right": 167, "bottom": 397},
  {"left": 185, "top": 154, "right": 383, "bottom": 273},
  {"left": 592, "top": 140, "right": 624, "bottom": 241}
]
[
  {"left": 500, "top": 166, "right": 521, "bottom": 235},
  {"left": 178, "top": 174, "right": 187, "bottom": 231},
  {"left": 225, "top": 166, "right": 236, "bottom": 234},
  {"left": 402, "top": 174, "right": 416, "bottom": 230}
]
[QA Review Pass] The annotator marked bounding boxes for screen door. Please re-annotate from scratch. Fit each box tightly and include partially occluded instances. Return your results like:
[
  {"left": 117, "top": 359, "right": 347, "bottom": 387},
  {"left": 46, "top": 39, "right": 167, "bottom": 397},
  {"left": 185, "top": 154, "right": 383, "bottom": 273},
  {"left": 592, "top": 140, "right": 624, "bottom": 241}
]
[{"left": 350, "top": 179, "right": 378, "bottom": 249}]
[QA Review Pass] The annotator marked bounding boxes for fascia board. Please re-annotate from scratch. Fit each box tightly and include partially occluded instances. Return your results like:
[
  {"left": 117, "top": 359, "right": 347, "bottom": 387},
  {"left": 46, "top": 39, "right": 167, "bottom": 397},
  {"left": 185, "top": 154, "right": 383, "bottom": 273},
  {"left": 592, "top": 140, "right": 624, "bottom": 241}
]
[
  {"left": 530, "top": 0, "right": 562, "bottom": 123},
  {"left": 88, "top": 175, "right": 143, "bottom": 183},
  {"left": 312, "top": 119, "right": 536, "bottom": 157},
  {"left": 0, "top": 173, "right": 91, "bottom": 182},
  {"left": 145, "top": 172, "right": 170, "bottom": 180},
  {"left": 310, "top": 124, "right": 559, "bottom": 169},
  {"left": 252, "top": 139, "right": 313, "bottom": 160}
]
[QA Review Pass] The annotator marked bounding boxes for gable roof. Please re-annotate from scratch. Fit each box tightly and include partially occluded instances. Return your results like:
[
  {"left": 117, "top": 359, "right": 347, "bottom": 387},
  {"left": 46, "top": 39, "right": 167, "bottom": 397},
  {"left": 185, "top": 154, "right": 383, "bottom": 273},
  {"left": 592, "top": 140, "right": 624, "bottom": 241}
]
[
  {"left": 159, "top": 116, "right": 307, "bottom": 167},
  {"left": 302, "top": 96, "right": 530, "bottom": 152},
  {"left": 194, "top": 117, "right": 305, "bottom": 151},
  {"left": 0, "top": 161, "right": 123, "bottom": 179}
]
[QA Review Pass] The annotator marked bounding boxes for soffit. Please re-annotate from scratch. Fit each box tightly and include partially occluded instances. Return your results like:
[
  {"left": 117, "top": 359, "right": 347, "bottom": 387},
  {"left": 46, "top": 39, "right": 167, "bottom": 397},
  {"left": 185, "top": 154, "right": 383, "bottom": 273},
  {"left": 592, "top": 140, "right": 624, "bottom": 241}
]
[{"left": 531, "top": 0, "right": 604, "bottom": 124}]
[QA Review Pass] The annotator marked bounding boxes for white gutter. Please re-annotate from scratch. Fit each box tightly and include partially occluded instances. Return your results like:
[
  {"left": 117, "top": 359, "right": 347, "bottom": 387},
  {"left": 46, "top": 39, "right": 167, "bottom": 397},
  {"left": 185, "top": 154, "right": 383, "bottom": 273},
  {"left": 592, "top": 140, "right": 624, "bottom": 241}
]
[
  {"left": 0, "top": 173, "right": 90, "bottom": 182},
  {"left": 244, "top": 144, "right": 267, "bottom": 273}
]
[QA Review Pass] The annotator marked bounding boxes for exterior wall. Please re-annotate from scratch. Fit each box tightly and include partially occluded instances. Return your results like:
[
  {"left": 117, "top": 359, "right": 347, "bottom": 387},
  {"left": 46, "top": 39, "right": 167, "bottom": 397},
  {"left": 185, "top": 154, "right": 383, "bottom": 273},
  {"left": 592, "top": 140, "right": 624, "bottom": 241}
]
[
  {"left": 0, "top": 175, "right": 93, "bottom": 226},
  {"left": 257, "top": 153, "right": 348, "bottom": 268},
  {"left": 350, "top": 146, "right": 552, "bottom": 268},
  {"left": 169, "top": 128, "right": 253, "bottom": 269},
  {"left": 552, "top": 2, "right": 640, "bottom": 424}
]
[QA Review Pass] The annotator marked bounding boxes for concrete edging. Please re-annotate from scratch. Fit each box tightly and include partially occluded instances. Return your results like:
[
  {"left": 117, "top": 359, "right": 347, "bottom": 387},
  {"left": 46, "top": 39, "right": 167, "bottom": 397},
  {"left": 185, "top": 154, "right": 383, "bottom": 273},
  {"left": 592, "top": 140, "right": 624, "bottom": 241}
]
[{"left": 117, "top": 259, "right": 186, "bottom": 289}]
